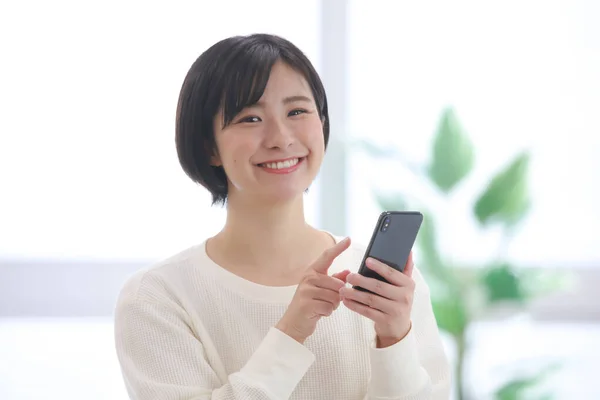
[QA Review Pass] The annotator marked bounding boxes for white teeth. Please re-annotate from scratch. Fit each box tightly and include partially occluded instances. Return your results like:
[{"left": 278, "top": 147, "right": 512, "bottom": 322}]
[{"left": 262, "top": 158, "right": 300, "bottom": 170}]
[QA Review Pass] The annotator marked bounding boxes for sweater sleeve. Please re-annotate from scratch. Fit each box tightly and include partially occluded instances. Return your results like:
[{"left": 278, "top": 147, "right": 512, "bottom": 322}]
[
  {"left": 114, "top": 276, "right": 315, "bottom": 400},
  {"left": 365, "top": 267, "right": 452, "bottom": 400}
]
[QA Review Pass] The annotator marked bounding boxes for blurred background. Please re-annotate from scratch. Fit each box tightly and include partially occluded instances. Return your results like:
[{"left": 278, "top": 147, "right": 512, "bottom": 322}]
[{"left": 1, "top": 0, "right": 599, "bottom": 399}]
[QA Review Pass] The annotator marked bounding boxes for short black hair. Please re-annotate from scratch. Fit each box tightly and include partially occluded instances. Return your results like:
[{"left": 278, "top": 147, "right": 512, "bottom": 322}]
[{"left": 175, "top": 33, "right": 330, "bottom": 205}]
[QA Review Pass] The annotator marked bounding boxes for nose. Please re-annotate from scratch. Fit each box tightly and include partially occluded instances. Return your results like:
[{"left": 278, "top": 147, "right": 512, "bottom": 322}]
[{"left": 264, "top": 118, "right": 294, "bottom": 149}]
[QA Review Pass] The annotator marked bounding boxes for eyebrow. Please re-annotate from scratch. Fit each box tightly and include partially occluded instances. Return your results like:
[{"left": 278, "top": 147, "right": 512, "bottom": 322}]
[
  {"left": 254, "top": 95, "right": 313, "bottom": 108},
  {"left": 282, "top": 95, "right": 313, "bottom": 104}
]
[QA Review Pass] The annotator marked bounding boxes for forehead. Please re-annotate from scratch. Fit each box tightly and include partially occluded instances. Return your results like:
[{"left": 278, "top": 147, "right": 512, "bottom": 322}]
[{"left": 260, "top": 61, "right": 312, "bottom": 99}]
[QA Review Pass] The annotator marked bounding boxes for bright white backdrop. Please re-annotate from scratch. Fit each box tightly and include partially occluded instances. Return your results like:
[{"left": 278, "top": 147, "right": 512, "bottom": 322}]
[
  {"left": 0, "top": 0, "right": 321, "bottom": 261},
  {"left": 2, "top": 1, "right": 598, "bottom": 268}
]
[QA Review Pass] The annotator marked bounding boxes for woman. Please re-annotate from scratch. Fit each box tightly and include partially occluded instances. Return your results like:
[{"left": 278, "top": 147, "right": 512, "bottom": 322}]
[{"left": 114, "top": 33, "right": 451, "bottom": 399}]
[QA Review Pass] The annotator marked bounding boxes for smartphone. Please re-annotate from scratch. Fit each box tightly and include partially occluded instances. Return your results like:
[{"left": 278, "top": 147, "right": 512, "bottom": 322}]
[{"left": 353, "top": 211, "right": 423, "bottom": 293}]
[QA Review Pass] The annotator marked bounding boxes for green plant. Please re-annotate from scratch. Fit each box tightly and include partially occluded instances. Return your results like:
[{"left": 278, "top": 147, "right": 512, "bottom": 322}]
[{"left": 356, "top": 107, "right": 567, "bottom": 399}]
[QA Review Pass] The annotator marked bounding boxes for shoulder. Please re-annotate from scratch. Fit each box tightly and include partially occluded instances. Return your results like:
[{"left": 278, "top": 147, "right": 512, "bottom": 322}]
[{"left": 115, "top": 242, "right": 208, "bottom": 306}]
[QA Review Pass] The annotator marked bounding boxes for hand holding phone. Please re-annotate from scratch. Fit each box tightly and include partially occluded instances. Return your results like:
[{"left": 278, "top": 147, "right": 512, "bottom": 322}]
[
  {"left": 354, "top": 211, "right": 423, "bottom": 291},
  {"left": 340, "top": 211, "right": 423, "bottom": 347}
]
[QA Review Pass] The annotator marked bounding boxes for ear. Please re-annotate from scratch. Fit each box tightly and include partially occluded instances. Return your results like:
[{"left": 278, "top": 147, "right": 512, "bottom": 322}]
[
  {"left": 210, "top": 154, "right": 222, "bottom": 167},
  {"left": 205, "top": 141, "right": 222, "bottom": 166}
]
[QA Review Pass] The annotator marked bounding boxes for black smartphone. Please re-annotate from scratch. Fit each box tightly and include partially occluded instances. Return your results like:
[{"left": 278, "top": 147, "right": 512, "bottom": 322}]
[{"left": 353, "top": 211, "right": 423, "bottom": 293}]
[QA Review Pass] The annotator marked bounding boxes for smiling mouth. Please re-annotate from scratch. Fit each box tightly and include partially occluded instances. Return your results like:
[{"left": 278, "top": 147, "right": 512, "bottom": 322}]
[{"left": 256, "top": 157, "right": 306, "bottom": 170}]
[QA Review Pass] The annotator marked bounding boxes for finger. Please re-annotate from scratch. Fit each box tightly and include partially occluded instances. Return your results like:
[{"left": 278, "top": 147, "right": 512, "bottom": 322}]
[
  {"left": 331, "top": 269, "right": 351, "bottom": 283},
  {"left": 364, "top": 257, "right": 413, "bottom": 287},
  {"left": 311, "top": 286, "right": 342, "bottom": 306},
  {"left": 314, "top": 275, "right": 347, "bottom": 291},
  {"left": 339, "top": 286, "right": 396, "bottom": 315},
  {"left": 346, "top": 272, "right": 408, "bottom": 301},
  {"left": 341, "top": 297, "right": 386, "bottom": 324},
  {"left": 311, "top": 237, "right": 351, "bottom": 274},
  {"left": 404, "top": 252, "right": 414, "bottom": 278},
  {"left": 314, "top": 299, "right": 336, "bottom": 317}
]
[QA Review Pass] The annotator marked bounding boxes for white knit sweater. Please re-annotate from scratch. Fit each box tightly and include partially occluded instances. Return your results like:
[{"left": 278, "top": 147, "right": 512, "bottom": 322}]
[{"left": 114, "top": 237, "right": 452, "bottom": 399}]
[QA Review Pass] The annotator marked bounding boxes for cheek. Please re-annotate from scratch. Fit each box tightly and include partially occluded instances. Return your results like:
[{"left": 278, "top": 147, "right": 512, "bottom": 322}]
[
  {"left": 305, "top": 119, "right": 326, "bottom": 152},
  {"left": 220, "top": 138, "right": 257, "bottom": 170}
]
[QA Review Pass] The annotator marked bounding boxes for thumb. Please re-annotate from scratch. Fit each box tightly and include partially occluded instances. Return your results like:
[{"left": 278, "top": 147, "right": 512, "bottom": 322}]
[
  {"left": 312, "top": 237, "right": 351, "bottom": 274},
  {"left": 404, "top": 251, "right": 415, "bottom": 277}
]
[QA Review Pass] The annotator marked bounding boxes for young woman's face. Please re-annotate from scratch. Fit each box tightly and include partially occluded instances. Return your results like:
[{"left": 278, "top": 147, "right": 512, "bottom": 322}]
[{"left": 212, "top": 61, "right": 325, "bottom": 204}]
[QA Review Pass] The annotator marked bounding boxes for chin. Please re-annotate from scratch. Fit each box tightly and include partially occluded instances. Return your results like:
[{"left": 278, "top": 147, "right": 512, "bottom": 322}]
[
  {"left": 261, "top": 185, "right": 309, "bottom": 204},
  {"left": 252, "top": 161, "right": 319, "bottom": 202}
]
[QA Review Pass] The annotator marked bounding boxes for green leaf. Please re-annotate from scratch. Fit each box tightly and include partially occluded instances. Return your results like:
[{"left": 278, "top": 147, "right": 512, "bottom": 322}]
[
  {"left": 495, "top": 378, "right": 543, "bottom": 400},
  {"left": 481, "top": 263, "right": 526, "bottom": 304},
  {"left": 481, "top": 263, "right": 569, "bottom": 307},
  {"left": 474, "top": 151, "right": 531, "bottom": 227},
  {"left": 431, "top": 296, "right": 469, "bottom": 337},
  {"left": 428, "top": 107, "right": 475, "bottom": 192},
  {"left": 407, "top": 211, "right": 466, "bottom": 314},
  {"left": 520, "top": 269, "right": 575, "bottom": 300},
  {"left": 494, "top": 364, "right": 560, "bottom": 400}
]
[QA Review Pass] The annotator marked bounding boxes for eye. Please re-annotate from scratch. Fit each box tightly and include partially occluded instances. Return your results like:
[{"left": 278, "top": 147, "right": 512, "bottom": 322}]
[
  {"left": 288, "top": 109, "right": 307, "bottom": 117},
  {"left": 238, "top": 115, "right": 261, "bottom": 123}
]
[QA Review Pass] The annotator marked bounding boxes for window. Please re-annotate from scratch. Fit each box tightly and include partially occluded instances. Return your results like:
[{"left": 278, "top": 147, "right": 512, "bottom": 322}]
[
  {"left": 346, "top": 0, "right": 600, "bottom": 267},
  {"left": 345, "top": 2, "right": 600, "bottom": 397}
]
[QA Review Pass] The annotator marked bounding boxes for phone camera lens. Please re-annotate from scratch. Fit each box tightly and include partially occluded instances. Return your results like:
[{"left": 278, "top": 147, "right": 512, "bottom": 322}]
[{"left": 381, "top": 217, "right": 390, "bottom": 232}]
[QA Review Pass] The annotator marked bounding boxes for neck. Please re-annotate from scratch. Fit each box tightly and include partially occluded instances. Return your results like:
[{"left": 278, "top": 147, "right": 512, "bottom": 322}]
[{"left": 210, "top": 192, "right": 331, "bottom": 274}]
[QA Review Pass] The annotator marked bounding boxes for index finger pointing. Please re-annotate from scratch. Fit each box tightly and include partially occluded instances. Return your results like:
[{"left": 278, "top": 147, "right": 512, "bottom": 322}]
[{"left": 312, "top": 237, "right": 351, "bottom": 274}]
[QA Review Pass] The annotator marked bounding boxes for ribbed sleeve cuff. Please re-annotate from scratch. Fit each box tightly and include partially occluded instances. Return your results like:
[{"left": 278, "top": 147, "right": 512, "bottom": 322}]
[
  {"left": 239, "top": 327, "right": 315, "bottom": 399},
  {"left": 368, "top": 328, "right": 429, "bottom": 398}
]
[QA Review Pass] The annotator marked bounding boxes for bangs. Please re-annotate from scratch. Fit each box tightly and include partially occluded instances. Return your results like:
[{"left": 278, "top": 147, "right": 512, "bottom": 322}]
[{"left": 219, "top": 43, "right": 280, "bottom": 128}]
